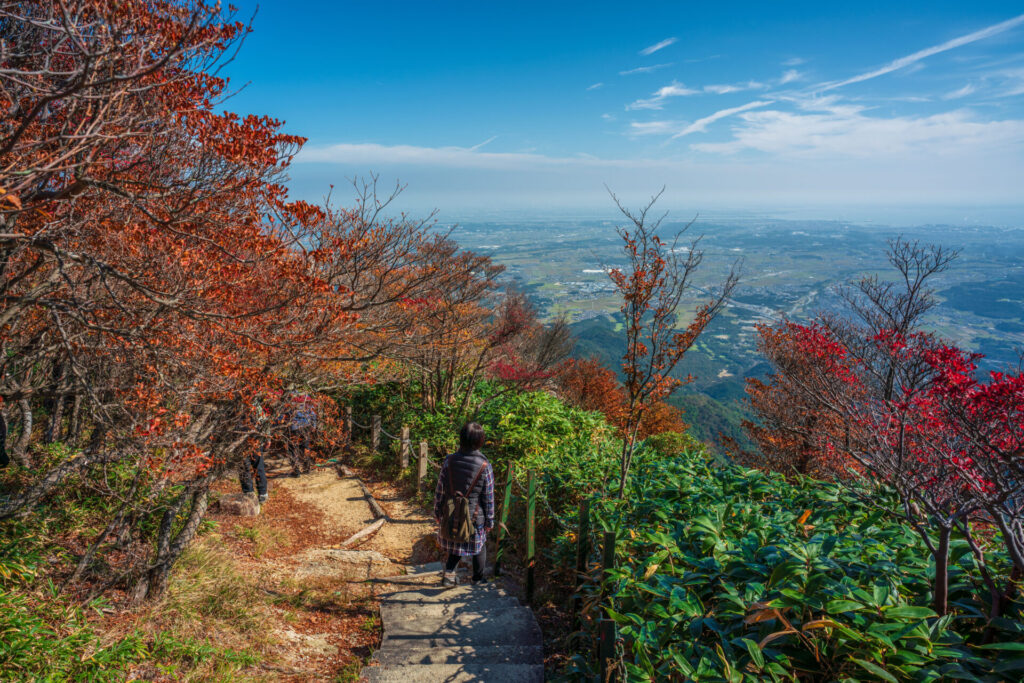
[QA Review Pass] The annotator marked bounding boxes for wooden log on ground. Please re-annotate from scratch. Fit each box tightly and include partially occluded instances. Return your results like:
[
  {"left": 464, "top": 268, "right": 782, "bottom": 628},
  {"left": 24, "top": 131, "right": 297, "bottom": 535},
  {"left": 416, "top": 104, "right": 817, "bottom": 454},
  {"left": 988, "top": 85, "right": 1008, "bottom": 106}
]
[
  {"left": 340, "top": 517, "right": 386, "bottom": 548},
  {"left": 339, "top": 465, "right": 388, "bottom": 520}
]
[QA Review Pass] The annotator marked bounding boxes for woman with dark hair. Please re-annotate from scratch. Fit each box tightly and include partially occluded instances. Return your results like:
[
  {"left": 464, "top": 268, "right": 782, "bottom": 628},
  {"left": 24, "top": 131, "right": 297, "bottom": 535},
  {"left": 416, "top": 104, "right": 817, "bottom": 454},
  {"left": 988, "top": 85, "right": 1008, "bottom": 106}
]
[{"left": 433, "top": 422, "right": 494, "bottom": 586}]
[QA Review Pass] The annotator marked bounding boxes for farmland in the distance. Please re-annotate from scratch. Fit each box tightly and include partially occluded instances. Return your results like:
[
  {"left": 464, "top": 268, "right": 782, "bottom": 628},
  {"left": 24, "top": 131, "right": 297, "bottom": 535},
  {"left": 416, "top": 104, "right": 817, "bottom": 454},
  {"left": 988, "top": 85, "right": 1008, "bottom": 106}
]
[{"left": 451, "top": 217, "right": 1024, "bottom": 449}]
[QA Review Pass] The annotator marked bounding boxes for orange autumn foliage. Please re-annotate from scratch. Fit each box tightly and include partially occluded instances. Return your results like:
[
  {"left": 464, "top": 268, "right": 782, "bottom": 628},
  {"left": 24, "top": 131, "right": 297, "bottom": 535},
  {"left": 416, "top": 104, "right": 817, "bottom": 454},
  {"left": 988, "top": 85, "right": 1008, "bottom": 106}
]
[{"left": 558, "top": 356, "right": 687, "bottom": 439}]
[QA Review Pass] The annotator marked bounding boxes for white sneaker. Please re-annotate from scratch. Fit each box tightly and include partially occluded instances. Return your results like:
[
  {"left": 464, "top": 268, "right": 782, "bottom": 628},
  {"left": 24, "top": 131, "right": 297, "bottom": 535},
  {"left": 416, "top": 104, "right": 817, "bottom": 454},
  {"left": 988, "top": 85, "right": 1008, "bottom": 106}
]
[{"left": 440, "top": 571, "right": 458, "bottom": 587}]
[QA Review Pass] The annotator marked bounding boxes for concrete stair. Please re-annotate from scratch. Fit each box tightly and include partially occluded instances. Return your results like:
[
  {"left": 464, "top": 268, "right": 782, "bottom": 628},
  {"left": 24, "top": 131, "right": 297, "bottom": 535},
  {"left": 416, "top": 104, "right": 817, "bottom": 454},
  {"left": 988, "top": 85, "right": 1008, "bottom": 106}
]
[{"left": 362, "top": 564, "right": 543, "bottom": 682}]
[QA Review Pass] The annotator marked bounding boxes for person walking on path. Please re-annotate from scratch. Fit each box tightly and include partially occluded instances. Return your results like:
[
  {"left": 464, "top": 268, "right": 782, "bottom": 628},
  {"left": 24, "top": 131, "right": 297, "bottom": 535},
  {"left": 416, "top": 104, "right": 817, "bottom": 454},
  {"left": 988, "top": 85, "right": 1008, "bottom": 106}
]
[
  {"left": 434, "top": 422, "right": 494, "bottom": 587},
  {"left": 239, "top": 400, "right": 269, "bottom": 502},
  {"left": 286, "top": 392, "right": 316, "bottom": 477}
]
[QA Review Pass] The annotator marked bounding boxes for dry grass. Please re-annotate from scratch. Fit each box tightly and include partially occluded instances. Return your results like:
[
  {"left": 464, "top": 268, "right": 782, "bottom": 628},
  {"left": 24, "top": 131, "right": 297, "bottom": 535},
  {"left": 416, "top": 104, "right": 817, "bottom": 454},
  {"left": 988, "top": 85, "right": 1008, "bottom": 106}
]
[
  {"left": 121, "top": 535, "right": 278, "bottom": 681},
  {"left": 233, "top": 517, "right": 291, "bottom": 560}
]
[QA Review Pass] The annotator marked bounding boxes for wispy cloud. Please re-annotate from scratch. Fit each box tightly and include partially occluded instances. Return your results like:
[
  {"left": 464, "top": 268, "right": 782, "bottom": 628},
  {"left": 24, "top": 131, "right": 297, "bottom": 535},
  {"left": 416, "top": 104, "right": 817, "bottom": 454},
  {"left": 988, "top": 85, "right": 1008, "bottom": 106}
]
[
  {"left": 703, "top": 84, "right": 742, "bottom": 95},
  {"left": 587, "top": 82, "right": 604, "bottom": 91},
  {"left": 783, "top": 57, "right": 806, "bottom": 67},
  {"left": 469, "top": 136, "right": 498, "bottom": 151},
  {"left": 670, "top": 100, "right": 773, "bottom": 138},
  {"left": 692, "top": 105, "right": 1024, "bottom": 157},
  {"left": 628, "top": 120, "right": 688, "bottom": 136},
  {"left": 779, "top": 69, "right": 803, "bottom": 84},
  {"left": 942, "top": 83, "right": 976, "bottom": 100},
  {"left": 821, "top": 12, "right": 1024, "bottom": 91},
  {"left": 601, "top": 113, "right": 617, "bottom": 121},
  {"left": 703, "top": 81, "right": 766, "bottom": 94},
  {"left": 684, "top": 54, "right": 721, "bottom": 64},
  {"left": 619, "top": 63, "right": 673, "bottom": 76},
  {"left": 639, "top": 37, "right": 678, "bottom": 56},
  {"left": 297, "top": 142, "right": 675, "bottom": 171},
  {"left": 627, "top": 81, "right": 700, "bottom": 110}
]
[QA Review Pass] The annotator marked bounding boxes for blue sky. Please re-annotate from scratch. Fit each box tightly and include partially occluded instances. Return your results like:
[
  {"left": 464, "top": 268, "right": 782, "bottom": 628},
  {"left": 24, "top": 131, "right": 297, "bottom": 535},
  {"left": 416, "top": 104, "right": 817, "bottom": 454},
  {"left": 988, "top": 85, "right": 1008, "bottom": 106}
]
[{"left": 223, "top": 2, "right": 1024, "bottom": 219}]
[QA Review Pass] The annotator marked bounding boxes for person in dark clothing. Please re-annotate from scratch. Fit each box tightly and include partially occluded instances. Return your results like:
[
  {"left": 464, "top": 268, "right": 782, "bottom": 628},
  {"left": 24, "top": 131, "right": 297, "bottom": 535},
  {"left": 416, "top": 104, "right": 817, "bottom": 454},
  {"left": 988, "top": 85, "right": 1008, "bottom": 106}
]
[
  {"left": 286, "top": 393, "right": 316, "bottom": 477},
  {"left": 239, "top": 402, "right": 269, "bottom": 502},
  {"left": 239, "top": 450, "right": 268, "bottom": 503},
  {"left": 434, "top": 422, "right": 494, "bottom": 586}
]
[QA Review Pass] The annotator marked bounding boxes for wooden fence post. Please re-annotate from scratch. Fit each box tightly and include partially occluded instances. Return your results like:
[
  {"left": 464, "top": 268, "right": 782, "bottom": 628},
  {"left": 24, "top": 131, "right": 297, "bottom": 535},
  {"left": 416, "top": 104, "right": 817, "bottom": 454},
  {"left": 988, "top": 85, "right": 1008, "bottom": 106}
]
[
  {"left": 344, "top": 406, "right": 352, "bottom": 444},
  {"left": 526, "top": 470, "right": 536, "bottom": 604},
  {"left": 371, "top": 415, "right": 381, "bottom": 453},
  {"left": 572, "top": 498, "right": 591, "bottom": 632},
  {"left": 399, "top": 425, "right": 411, "bottom": 468},
  {"left": 599, "top": 529, "right": 618, "bottom": 682},
  {"left": 417, "top": 441, "right": 428, "bottom": 493},
  {"left": 493, "top": 464, "right": 514, "bottom": 577}
]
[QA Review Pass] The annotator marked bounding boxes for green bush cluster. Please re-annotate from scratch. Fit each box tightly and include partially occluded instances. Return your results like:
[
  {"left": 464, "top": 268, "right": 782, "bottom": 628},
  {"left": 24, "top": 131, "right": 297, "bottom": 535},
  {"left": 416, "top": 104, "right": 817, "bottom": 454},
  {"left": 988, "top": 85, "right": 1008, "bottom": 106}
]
[{"left": 563, "top": 452, "right": 1024, "bottom": 682}]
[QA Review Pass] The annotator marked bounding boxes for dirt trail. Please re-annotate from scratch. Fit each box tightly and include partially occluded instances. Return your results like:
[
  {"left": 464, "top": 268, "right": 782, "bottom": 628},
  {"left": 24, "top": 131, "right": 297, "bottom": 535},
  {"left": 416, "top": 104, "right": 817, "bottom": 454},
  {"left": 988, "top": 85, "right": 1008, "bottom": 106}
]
[{"left": 205, "top": 459, "right": 440, "bottom": 680}]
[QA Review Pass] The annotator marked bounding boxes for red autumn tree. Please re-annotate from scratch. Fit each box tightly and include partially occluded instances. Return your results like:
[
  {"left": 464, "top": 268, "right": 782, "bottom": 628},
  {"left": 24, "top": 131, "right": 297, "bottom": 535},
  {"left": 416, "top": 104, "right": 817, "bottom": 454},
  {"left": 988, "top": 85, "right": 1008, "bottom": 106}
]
[
  {"left": 744, "top": 238, "right": 957, "bottom": 480},
  {"left": 607, "top": 188, "right": 738, "bottom": 497},
  {"left": 773, "top": 322, "right": 1024, "bottom": 617},
  {"left": 742, "top": 321, "right": 866, "bottom": 479}
]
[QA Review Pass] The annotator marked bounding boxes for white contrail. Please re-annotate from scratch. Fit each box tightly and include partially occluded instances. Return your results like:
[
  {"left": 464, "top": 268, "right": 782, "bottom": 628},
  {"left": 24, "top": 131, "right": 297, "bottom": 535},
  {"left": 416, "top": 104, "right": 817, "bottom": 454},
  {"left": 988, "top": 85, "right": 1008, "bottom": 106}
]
[{"left": 821, "top": 13, "right": 1024, "bottom": 91}]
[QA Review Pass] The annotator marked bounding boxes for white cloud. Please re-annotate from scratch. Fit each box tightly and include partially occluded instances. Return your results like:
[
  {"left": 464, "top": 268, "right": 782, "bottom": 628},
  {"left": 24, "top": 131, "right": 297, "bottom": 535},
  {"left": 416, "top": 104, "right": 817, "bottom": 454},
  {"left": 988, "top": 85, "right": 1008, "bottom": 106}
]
[
  {"left": 627, "top": 81, "right": 700, "bottom": 110},
  {"left": 703, "top": 84, "right": 741, "bottom": 94},
  {"left": 469, "top": 136, "right": 498, "bottom": 151},
  {"left": 619, "top": 63, "right": 673, "bottom": 76},
  {"left": 783, "top": 57, "right": 806, "bottom": 67},
  {"left": 692, "top": 106, "right": 1024, "bottom": 157},
  {"left": 297, "top": 142, "right": 671, "bottom": 170},
  {"left": 670, "top": 100, "right": 773, "bottom": 138},
  {"left": 587, "top": 82, "right": 604, "bottom": 91},
  {"left": 601, "top": 113, "right": 616, "bottom": 121},
  {"left": 639, "top": 37, "right": 677, "bottom": 56},
  {"left": 779, "top": 69, "right": 803, "bottom": 84},
  {"left": 628, "top": 120, "right": 688, "bottom": 136},
  {"left": 942, "top": 83, "right": 976, "bottom": 99},
  {"left": 821, "top": 13, "right": 1024, "bottom": 91},
  {"left": 996, "top": 67, "right": 1024, "bottom": 96},
  {"left": 703, "top": 80, "right": 766, "bottom": 94}
]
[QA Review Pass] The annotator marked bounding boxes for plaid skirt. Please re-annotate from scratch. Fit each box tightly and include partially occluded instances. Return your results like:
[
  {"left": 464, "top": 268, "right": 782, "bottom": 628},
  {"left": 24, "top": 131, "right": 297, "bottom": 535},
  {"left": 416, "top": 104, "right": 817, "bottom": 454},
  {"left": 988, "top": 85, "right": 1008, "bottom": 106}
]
[{"left": 436, "top": 526, "right": 487, "bottom": 556}]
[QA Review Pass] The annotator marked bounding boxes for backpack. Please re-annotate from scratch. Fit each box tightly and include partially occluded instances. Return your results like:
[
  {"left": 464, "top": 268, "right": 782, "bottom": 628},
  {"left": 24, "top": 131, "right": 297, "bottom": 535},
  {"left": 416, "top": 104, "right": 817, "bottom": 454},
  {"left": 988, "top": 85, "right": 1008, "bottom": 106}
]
[{"left": 439, "top": 460, "right": 486, "bottom": 544}]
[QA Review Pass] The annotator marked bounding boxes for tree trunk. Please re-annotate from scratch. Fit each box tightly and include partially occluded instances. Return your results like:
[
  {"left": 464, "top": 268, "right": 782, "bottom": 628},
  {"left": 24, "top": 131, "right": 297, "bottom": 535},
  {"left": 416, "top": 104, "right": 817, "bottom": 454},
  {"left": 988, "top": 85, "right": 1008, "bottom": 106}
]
[
  {"left": 132, "top": 481, "right": 211, "bottom": 603},
  {"left": 46, "top": 394, "right": 65, "bottom": 443},
  {"left": 933, "top": 525, "right": 951, "bottom": 616},
  {"left": 67, "top": 393, "right": 82, "bottom": 446},
  {"left": 12, "top": 399, "right": 33, "bottom": 468},
  {"left": 0, "top": 406, "right": 9, "bottom": 468}
]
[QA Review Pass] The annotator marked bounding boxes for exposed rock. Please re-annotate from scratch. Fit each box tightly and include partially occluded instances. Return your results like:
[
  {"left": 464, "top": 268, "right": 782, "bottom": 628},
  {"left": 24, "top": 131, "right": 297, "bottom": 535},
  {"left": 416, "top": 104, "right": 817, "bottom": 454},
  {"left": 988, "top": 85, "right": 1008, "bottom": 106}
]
[
  {"left": 276, "top": 628, "right": 338, "bottom": 658},
  {"left": 288, "top": 548, "right": 396, "bottom": 580},
  {"left": 217, "top": 492, "right": 260, "bottom": 516}
]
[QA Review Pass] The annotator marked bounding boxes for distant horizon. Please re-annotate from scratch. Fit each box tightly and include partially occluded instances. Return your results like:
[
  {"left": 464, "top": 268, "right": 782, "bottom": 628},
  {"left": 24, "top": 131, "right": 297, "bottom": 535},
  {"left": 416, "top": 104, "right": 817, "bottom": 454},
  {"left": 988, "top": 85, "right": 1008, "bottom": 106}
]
[{"left": 226, "top": 2, "right": 1024, "bottom": 217}]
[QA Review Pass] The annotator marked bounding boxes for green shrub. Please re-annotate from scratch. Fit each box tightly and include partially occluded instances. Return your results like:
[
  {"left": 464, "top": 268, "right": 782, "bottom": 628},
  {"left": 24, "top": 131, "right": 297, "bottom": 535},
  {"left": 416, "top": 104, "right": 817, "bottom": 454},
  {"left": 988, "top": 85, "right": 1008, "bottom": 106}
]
[
  {"left": 642, "top": 431, "right": 705, "bottom": 459},
  {"left": 563, "top": 452, "right": 1024, "bottom": 681}
]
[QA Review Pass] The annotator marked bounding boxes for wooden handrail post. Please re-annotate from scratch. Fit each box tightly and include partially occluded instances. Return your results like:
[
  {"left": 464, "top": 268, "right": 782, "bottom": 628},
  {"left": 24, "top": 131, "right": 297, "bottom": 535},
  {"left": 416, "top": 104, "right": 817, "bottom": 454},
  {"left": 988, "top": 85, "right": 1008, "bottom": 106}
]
[
  {"left": 493, "top": 464, "right": 514, "bottom": 577},
  {"left": 344, "top": 406, "right": 352, "bottom": 445},
  {"left": 417, "top": 441, "right": 428, "bottom": 493},
  {"left": 572, "top": 498, "right": 591, "bottom": 632},
  {"left": 371, "top": 415, "right": 381, "bottom": 453},
  {"left": 525, "top": 470, "right": 536, "bottom": 604},
  {"left": 399, "top": 425, "right": 411, "bottom": 468}
]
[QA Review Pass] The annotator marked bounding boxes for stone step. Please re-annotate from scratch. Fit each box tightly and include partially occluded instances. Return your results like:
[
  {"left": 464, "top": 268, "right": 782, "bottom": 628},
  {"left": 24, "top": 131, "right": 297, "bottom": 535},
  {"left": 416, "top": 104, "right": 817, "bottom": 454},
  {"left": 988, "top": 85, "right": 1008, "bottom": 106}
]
[
  {"left": 377, "top": 582, "right": 519, "bottom": 605},
  {"left": 364, "top": 662, "right": 544, "bottom": 683},
  {"left": 380, "top": 606, "right": 542, "bottom": 648},
  {"left": 374, "top": 643, "right": 543, "bottom": 667},
  {"left": 380, "top": 600, "right": 529, "bottom": 636}
]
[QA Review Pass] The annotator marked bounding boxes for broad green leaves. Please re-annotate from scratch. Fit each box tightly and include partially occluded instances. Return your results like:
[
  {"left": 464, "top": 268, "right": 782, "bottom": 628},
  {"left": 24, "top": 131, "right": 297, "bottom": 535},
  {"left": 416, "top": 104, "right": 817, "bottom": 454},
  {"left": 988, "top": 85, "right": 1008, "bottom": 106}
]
[{"left": 563, "top": 454, "right": 1024, "bottom": 681}]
